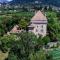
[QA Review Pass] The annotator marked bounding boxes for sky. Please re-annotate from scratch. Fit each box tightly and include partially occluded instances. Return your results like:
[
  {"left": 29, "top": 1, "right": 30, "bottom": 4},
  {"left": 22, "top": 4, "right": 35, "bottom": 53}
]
[
  {"left": 0, "top": 0, "right": 12, "bottom": 3},
  {"left": 7, "top": 0, "right": 12, "bottom": 1}
]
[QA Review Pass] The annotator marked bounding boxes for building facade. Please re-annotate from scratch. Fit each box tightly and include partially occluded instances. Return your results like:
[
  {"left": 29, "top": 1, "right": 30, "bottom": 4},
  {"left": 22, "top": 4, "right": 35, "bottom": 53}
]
[{"left": 28, "top": 10, "right": 47, "bottom": 37}]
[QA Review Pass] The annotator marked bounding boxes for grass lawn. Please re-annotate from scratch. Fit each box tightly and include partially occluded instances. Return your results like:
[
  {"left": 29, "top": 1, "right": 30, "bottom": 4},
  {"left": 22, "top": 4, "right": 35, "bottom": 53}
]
[
  {"left": 0, "top": 12, "right": 34, "bottom": 21},
  {"left": 49, "top": 48, "right": 60, "bottom": 60},
  {"left": 0, "top": 12, "right": 34, "bottom": 17},
  {"left": 0, "top": 51, "right": 8, "bottom": 60}
]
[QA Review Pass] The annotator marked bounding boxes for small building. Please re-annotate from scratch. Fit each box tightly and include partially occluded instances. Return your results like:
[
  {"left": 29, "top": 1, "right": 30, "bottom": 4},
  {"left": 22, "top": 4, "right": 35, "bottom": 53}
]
[
  {"left": 9, "top": 25, "right": 21, "bottom": 34},
  {"left": 7, "top": 25, "right": 26, "bottom": 35},
  {"left": 28, "top": 10, "right": 47, "bottom": 37}
]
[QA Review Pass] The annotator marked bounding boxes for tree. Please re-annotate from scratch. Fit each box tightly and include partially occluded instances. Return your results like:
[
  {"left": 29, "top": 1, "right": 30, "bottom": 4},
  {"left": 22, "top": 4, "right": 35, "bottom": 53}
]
[
  {"left": 8, "top": 32, "right": 38, "bottom": 60},
  {"left": 42, "top": 36, "right": 50, "bottom": 45},
  {"left": 34, "top": 36, "right": 44, "bottom": 51},
  {"left": 19, "top": 18, "right": 28, "bottom": 29},
  {"left": 46, "top": 11, "right": 60, "bottom": 41},
  {"left": 0, "top": 15, "right": 21, "bottom": 34},
  {"left": 6, "top": 15, "right": 20, "bottom": 31},
  {"left": 37, "top": 36, "right": 44, "bottom": 46},
  {"left": 44, "top": 6, "right": 48, "bottom": 11},
  {"left": 0, "top": 34, "right": 17, "bottom": 53},
  {"left": 48, "top": 6, "right": 52, "bottom": 11},
  {"left": 7, "top": 52, "right": 18, "bottom": 60},
  {"left": 22, "top": 6, "right": 28, "bottom": 12},
  {"left": 57, "top": 12, "right": 60, "bottom": 20}
]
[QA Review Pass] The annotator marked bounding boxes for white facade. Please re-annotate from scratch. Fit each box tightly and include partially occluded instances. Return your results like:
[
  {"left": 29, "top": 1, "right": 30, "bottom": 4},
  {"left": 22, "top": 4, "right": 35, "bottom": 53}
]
[{"left": 28, "top": 10, "right": 47, "bottom": 37}]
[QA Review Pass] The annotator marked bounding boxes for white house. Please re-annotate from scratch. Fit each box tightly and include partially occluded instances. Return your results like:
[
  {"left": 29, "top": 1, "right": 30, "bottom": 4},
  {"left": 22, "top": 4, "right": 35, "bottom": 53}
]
[{"left": 28, "top": 10, "right": 47, "bottom": 37}]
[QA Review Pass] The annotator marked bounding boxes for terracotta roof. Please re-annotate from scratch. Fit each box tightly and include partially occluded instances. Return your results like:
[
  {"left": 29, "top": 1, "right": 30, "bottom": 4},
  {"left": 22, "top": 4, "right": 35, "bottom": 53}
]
[
  {"left": 31, "top": 10, "right": 47, "bottom": 21},
  {"left": 10, "top": 25, "right": 21, "bottom": 33}
]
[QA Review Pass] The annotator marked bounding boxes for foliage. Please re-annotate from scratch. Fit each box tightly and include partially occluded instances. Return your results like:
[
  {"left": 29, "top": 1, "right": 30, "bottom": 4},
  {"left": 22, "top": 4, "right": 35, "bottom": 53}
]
[
  {"left": 0, "top": 12, "right": 33, "bottom": 35},
  {"left": 8, "top": 52, "right": 18, "bottom": 60},
  {"left": 46, "top": 53, "right": 53, "bottom": 60},
  {"left": 19, "top": 18, "right": 28, "bottom": 29},
  {"left": 46, "top": 11, "right": 60, "bottom": 41},
  {"left": 7, "top": 32, "right": 47, "bottom": 60},
  {"left": 29, "top": 50, "right": 46, "bottom": 60},
  {"left": 42, "top": 36, "right": 50, "bottom": 45},
  {"left": 0, "top": 34, "right": 17, "bottom": 53},
  {"left": 0, "top": 10, "right": 60, "bottom": 60}
]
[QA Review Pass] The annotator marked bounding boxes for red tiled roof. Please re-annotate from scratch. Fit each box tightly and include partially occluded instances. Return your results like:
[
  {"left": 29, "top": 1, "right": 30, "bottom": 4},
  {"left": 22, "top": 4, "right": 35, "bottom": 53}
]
[
  {"left": 10, "top": 25, "right": 21, "bottom": 33},
  {"left": 31, "top": 10, "right": 47, "bottom": 21}
]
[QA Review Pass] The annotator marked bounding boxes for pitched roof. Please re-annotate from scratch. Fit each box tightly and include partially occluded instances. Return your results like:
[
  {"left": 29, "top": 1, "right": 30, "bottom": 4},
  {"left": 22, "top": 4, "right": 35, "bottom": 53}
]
[
  {"left": 10, "top": 25, "right": 21, "bottom": 33},
  {"left": 31, "top": 10, "right": 47, "bottom": 21}
]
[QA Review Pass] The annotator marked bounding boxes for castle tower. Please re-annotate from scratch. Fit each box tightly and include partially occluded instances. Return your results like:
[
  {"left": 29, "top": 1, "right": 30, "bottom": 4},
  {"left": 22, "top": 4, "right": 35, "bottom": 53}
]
[{"left": 28, "top": 10, "right": 47, "bottom": 37}]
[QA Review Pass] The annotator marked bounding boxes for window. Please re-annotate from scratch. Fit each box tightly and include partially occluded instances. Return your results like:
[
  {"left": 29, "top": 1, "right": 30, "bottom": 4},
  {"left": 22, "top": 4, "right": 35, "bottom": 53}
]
[
  {"left": 41, "top": 25, "right": 43, "bottom": 28},
  {"left": 36, "top": 29, "right": 38, "bottom": 32},
  {"left": 17, "top": 27, "right": 20, "bottom": 30},
  {"left": 41, "top": 29, "right": 43, "bottom": 32},
  {"left": 37, "top": 26, "right": 38, "bottom": 28}
]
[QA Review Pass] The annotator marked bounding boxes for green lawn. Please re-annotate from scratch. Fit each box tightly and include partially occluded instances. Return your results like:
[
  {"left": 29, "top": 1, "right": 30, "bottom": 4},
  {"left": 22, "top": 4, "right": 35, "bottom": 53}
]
[
  {"left": 0, "top": 12, "right": 34, "bottom": 21},
  {"left": 49, "top": 48, "right": 60, "bottom": 60},
  {"left": 0, "top": 12, "right": 34, "bottom": 17}
]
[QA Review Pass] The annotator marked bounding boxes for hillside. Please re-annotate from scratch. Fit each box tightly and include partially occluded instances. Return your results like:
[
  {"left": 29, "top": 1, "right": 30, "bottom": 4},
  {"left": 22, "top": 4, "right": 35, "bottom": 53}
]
[
  {"left": 0, "top": 0, "right": 60, "bottom": 7},
  {"left": 10, "top": 0, "right": 60, "bottom": 7}
]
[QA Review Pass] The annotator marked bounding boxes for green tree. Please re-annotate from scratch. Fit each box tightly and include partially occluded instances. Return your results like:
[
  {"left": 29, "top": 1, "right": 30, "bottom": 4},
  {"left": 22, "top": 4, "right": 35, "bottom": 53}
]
[
  {"left": 42, "top": 36, "right": 50, "bottom": 45},
  {"left": 46, "top": 11, "right": 60, "bottom": 41},
  {"left": 37, "top": 36, "right": 44, "bottom": 46},
  {"left": 8, "top": 32, "right": 38, "bottom": 60},
  {"left": 8, "top": 52, "right": 18, "bottom": 60},
  {"left": 48, "top": 6, "right": 52, "bottom": 11},
  {"left": 34, "top": 36, "right": 44, "bottom": 51},
  {"left": 0, "top": 34, "right": 17, "bottom": 53},
  {"left": 19, "top": 18, "right": 28, "bottom": 29}
]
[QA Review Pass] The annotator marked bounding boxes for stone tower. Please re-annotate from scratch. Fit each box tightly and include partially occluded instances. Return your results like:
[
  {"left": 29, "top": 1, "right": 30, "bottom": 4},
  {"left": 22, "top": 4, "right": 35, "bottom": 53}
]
[{"left": 28, "top": 10, "right": 47, "bottom": 37}]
